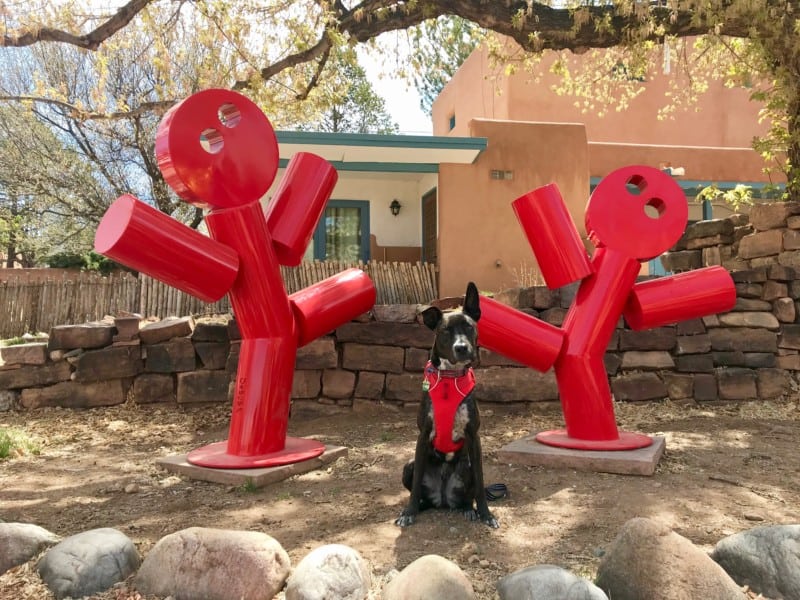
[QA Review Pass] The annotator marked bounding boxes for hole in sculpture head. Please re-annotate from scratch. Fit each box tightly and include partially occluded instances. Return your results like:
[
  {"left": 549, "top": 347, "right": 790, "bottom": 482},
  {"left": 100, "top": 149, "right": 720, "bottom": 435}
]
[
  {"left": 218, "top": 103, "right": 241, "bottom": 128},
  {"left": 199, "top": 128, "right": 224, "bottom": 154},
  {"left": 625, "top": 174, "right": 647, "bottom": 196},
  {"left": 644, "top": 197, "right": 666, "bottom": 219}
]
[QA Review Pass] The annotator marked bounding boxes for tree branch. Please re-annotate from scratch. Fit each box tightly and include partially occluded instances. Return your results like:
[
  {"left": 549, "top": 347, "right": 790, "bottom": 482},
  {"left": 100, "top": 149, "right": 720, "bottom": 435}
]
[
  {"left": 297, "top": 44, "right": 332, "bottom": 100},
  {"left": 3, "top": 0, "right": 788, "bottom": 120},
  {"left": 234, "top": 35, "right": 334, "bottom": 90},
  {"left": 2, "top": 0, "right": 156, "bottom": 50},
  {"left": 337, "top": 0, "right": 760, "bottom": 53},
  {"left": 0, "top": 95, "right": 175, "bottom": 121}
]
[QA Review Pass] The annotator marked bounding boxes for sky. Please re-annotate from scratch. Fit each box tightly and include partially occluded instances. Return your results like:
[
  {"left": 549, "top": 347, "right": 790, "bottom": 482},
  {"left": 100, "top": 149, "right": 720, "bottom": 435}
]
[
  {"left": 359, "top": 46, "right": 433, "bottom": 136},
  {"left": 370, "top": 75, "right": 432, "bottom": 135}
]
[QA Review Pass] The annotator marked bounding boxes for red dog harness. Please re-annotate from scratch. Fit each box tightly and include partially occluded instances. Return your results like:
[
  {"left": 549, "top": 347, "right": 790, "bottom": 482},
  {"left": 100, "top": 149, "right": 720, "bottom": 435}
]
[{"left": 423, "top": 361, "right": 476, "bottom": 454}]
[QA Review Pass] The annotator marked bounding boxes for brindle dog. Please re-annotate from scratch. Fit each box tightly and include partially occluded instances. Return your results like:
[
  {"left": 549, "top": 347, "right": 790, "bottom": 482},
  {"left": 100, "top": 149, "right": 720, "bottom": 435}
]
[{"left": 395, "top": 282, "right": 498, "bottom": 528}]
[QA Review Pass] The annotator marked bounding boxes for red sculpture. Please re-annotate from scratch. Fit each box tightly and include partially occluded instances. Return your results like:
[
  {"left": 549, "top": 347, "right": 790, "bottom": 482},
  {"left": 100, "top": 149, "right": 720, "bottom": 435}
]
[
  {"left": 478, "top": 166, "right": 736, "bottom": 450},
  {"left": 95, "top": 89, "right": 376, "bottom": 468}
]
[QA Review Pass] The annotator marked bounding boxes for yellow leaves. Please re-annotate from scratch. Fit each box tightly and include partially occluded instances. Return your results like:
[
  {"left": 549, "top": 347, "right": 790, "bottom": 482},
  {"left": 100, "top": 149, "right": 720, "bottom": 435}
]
[
  {"left": 594, "top": 13, "right": 615, "bottom": 35},
  {"left": 573, "top": 7, "right": 591, "bottom": 28}
]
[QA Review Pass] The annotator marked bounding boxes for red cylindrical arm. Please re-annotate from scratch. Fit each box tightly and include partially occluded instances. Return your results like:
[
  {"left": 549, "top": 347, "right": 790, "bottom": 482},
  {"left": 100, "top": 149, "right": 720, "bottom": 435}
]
[
  {"left": 94, "top": 194, "right": 239, "bottom": 303},
  {"left": 624, "top": 266, "right": 736, "bottom": 331},
  {"left": 477, "top": 296, "right": 565, "bottom": 372},
  {"left": 290, "top": 268, "right": 376, "bottom": 347},
  {"left": 266, "top": 153, "right": 338, "bottom": 267},
  {"left": 512, "top": 184, "right": 593, "bottom": 290}
]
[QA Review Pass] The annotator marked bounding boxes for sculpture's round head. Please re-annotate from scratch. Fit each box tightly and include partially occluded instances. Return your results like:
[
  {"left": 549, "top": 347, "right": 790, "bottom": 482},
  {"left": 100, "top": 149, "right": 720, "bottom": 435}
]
[
  {"left": 585, "top": 166, "right": 688, "bottom": 261},
  {"left": 155, "top": 88, "right": 279, "bottom": 210}
]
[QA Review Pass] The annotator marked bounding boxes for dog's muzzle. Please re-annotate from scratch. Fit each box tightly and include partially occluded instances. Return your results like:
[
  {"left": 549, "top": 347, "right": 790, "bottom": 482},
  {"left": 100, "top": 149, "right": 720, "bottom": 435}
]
[{"left": 452, "top": 340, "right": 474, "bottom": 362}]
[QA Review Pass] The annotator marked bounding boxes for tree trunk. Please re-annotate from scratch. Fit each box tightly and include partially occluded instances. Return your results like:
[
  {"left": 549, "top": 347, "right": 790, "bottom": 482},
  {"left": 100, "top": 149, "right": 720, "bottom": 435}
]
[
  {"left": 5, "top": 197, "right": 18, "bottom": 268},
  {"left": 786, "top": 92, "right": 800, "bottom": 202},
  {"left": 4, "top": 242, "right": 15, "bottom": 268}
]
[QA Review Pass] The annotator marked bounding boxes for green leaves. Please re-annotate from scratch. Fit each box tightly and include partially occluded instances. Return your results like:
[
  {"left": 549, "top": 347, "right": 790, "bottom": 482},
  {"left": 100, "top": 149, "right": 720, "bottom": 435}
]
[
  {"left": 696, "top": 183, "right": 755, "bottom": 210},
  {"left": 408, "top": 16, "right": 483, "bottom": 114}
]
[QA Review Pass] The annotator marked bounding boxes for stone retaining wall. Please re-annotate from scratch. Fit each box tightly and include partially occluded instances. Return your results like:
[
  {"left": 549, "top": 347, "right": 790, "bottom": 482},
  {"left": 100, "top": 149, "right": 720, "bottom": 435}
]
[
  {"left": 0, "top": 290, "right": 794, "bottom": 411},
  {"left": 6, "top": 201, "right": 800, "bottom": 411}
]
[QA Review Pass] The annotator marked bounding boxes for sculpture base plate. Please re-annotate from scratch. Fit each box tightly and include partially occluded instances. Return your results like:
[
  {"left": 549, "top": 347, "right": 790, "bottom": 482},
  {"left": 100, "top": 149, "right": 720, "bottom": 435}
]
[
  {"left": 157, "top": 442, "right": 346, "bottom": 488},
  {"left": 498, "top": 433, "right": 665, "bottom": 476},
  {"left": 536, "top": 429, "right": 653, "bottom": 451},
  {"left": 186, "top": 437, "right": 326, "bottom": 469}
]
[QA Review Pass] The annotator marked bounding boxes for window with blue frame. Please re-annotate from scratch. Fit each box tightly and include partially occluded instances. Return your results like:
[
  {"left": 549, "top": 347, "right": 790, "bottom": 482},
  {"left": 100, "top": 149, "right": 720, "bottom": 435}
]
[{"left": 313, "top": 200, "right": 370, "bottom": 262}]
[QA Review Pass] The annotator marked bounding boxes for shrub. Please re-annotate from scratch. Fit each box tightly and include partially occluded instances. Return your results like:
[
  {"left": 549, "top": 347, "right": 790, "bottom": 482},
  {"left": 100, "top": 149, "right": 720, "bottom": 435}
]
[
  {"left": 0, "top": 427, "right": 41, "bottom": 459},
  {"left": 43, "top": 250, "right": 126, "bottom": 275}
]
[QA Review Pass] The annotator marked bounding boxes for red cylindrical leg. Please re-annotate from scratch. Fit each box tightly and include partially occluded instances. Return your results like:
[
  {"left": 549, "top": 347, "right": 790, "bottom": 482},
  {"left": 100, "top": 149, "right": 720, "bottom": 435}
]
[
  {"left": 186, "top": 338, "right": 326, "bottom": 468},
  {"left": 477, "top": 296, "right": 565, "bottom": 372},
  {"left": 537, "top": 350, "right": 654, "bottom": 449},
  {"left": 543, "top": 246, "right": 653, "bottom": 450},
  {"left": 266, "top": 152, "right": 338, "bottom": 267},
  {"left": 624, "top": 266, "right": 736, "bottom": 330},
  {"left": 228, "top": 337, "right": 293, "bottom": 455},
  {"left": 94, "top": 195, "right": 239, "bottom": 302},
  {"left": 551, "top": 353, "right": 618, "bottom": 439},
  {"left": 291, "top": 269, "right": 376, "bottom": 348},
  {"left": 512, "top": 184, "right": 593, "bottom": 290}
]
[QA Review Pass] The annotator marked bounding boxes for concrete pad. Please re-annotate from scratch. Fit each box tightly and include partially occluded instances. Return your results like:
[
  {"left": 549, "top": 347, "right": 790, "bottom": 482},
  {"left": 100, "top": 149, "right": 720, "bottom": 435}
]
[
  {"left": 497, "top": 434, "right": 666, "bottom": 476},
  {"left": 157, "top": 444, "right": 347, "bottom": 488}
]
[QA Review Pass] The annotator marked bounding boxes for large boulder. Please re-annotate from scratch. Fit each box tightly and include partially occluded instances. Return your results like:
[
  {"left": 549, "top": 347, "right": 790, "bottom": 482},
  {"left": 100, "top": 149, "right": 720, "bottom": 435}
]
[
  {"left": 595, "top": 518, "right": 745, "bottom": 600},
  {"left": 383, "top": 554, "right": 474, "bottom": 600},
  {"left": 497, "top": 564, "right": 608, "bottom": 600},
  {"left": 37, "top": 528, "right": 140, "bottom": 600},
  {"left": 285, "top": 543, "right": 371, "bottom": 600},
  {"left": 0, "top": 522, "right": 60, "bottom": 575},
  {"left": 135, "top": 527, "right": 290, "bottom": 600},
  {"left": 711, "top": 524, "right": 800, "bottom": 599}
]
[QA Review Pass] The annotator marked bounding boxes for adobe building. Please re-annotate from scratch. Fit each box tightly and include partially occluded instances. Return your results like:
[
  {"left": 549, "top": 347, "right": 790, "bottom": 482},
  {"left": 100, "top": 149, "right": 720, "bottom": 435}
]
[
  {"left": 267, "top": 40, "right": 782, "bottom": 298},
  {"left": 426, "top": 40, "right": 784, "bottom": 294}
]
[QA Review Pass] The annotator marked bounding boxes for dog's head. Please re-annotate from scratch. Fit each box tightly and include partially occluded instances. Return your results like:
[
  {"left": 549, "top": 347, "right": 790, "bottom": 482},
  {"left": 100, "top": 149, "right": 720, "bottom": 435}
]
[{"left": 421, "top": 282, "right": 481, "bottom": 369}]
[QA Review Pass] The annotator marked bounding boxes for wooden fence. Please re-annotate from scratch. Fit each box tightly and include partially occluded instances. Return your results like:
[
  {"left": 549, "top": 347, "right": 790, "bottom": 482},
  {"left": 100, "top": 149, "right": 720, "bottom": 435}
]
[{"left": 0, "top": 261, "right": 438, "bottom": 338}]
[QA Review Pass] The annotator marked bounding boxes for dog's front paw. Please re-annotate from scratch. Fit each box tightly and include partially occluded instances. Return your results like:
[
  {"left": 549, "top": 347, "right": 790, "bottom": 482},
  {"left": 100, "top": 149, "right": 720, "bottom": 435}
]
[
  {"left": 395, "top": 511, "right": 417, "bottom": 527},
  {"left": 462, "top": 509, "right": 479, "bottom": 522},
  {"left": 481, "top": 511, "right": 499, "bottom": 529}
]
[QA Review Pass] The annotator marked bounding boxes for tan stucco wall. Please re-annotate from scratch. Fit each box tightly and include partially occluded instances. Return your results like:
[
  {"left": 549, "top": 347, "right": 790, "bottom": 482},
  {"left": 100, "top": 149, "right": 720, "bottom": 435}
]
[
  {"left": 436, "top": 119, "right": 589, "bottom": 297},
  {"left": 432, "top": 48, "right": 511, "bottom": 137},
  {"left": 588, "top": 142, "right": 779, "bottom": 183},
  {"left": 433, "top": 40, "right": 774, "bottom": 182},
  {"left": 505, "top": 50, "right": 767, "bottom": 148}
]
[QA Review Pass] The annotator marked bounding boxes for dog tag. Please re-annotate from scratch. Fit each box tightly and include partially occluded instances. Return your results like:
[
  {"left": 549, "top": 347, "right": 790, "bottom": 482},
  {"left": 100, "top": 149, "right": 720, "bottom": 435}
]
[{"left": 422, "top": 380, "right": 430, "bottom": 392}]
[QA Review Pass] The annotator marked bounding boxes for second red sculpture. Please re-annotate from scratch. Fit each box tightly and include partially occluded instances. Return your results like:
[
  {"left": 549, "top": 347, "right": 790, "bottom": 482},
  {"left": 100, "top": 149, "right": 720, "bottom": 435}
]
[{"left": 479, "top": 166, "right": 737, "bottom": 450}]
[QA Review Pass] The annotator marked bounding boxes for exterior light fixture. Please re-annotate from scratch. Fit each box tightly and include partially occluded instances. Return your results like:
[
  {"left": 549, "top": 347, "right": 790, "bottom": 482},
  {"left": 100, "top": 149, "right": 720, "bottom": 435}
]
[{"left": 390, "top": 199, "right": 401, "bottom": 216}]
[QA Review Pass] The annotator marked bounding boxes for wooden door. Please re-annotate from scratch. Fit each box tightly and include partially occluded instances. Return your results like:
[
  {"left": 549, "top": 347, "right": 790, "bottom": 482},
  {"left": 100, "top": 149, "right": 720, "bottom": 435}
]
[{"left": 422, "top": 189, "right": 437, "bottom": 265}]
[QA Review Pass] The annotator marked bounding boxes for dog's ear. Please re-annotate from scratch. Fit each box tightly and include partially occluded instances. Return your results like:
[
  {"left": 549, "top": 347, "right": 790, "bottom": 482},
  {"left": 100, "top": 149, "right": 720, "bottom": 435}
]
[
  {"left": 463, "top": 282, "right": 481, "bottom": 322},
  {"left": 421, "top": 306, "right": 443, "bottom": 331}
]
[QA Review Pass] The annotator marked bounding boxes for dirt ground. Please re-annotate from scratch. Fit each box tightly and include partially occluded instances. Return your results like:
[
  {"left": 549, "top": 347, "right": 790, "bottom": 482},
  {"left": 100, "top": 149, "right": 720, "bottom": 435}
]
[{"left": 2, "top": 394, "right": 800, "bottom": 600}]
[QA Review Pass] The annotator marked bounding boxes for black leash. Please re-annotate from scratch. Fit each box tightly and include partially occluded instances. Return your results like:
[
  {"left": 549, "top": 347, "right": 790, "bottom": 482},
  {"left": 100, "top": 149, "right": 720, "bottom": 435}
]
[{"left": 485, "top": 483, "right": 508, "bottom": 501}]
